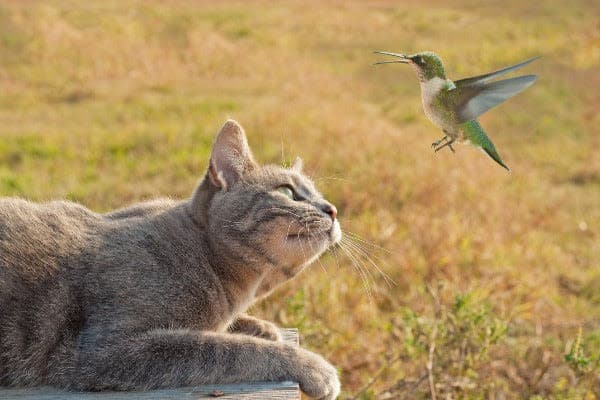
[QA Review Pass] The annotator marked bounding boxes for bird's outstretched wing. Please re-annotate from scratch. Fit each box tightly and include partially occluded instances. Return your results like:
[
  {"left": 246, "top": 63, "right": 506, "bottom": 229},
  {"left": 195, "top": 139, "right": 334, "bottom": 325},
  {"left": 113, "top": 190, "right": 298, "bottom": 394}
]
[
  {"left": 450, "top": 56, "right": 539, "bottom": 123},
  {"left": 455, "top": 75, "right": 537, "bottom": 123},
  {"left": 454, "top": 56, "right": 540, "bottom": 87}
]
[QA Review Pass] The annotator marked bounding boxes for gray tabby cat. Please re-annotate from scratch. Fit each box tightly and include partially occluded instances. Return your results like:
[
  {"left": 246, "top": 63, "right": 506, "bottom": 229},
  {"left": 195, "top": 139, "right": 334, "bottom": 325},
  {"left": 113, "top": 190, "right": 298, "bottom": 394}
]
[{"left": 0, "top": 120, "right": 341, "bottom": 399}]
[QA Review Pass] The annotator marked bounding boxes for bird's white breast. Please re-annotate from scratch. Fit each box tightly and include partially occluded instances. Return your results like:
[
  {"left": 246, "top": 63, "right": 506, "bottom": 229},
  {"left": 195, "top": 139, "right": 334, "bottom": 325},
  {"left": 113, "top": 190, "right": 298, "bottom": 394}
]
[
  {"left": 420, "top": 77, "right": 456, "bottom": 133},
  {"left": 420, "top": 77, "right": 447, "bottom": 104}
]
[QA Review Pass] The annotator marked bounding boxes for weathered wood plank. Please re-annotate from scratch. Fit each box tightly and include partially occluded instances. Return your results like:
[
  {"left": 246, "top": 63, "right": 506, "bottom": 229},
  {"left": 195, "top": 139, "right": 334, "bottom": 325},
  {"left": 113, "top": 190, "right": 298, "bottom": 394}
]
[
  {"left": 0, "top": 329, "right": 300, "bottom": 400},
  {"left": 0, "top": 382, "right": 299, "bottom": 400}
]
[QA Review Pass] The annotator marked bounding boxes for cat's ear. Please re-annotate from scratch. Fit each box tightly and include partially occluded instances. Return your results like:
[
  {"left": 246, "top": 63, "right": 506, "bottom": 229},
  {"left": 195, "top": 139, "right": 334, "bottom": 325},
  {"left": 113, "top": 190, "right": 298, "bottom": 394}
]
[
  {"left": 291, "top": 157, "right": 303, "bottom": 172},
  {"left": 208, "top": 119, "right": 256, "bottom": 190}
]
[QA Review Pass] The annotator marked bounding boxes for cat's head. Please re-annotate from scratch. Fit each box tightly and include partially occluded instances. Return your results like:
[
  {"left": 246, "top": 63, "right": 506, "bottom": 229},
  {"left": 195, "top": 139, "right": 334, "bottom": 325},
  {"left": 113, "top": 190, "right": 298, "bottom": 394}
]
[{"left": 191, "top": 120, "right": 341, "bottom": 290}]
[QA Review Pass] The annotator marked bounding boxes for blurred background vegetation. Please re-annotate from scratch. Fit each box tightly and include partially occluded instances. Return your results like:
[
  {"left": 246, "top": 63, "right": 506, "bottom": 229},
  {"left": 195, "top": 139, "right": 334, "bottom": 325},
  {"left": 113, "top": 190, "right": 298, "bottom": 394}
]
[{"left": 0, "top": 0, "right": 598, "bottom": 398}]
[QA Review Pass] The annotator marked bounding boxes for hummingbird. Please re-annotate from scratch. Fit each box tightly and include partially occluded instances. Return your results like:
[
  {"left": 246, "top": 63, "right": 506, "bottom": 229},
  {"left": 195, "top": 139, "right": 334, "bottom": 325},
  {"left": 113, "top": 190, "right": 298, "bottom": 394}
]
[{"left": 374, "top": 51, "right": 539, "bottom": 171}]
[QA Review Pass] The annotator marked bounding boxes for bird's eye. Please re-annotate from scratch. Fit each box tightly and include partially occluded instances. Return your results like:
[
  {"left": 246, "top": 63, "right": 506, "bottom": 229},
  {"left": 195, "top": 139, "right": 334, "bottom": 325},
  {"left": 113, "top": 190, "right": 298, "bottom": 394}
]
[{"left": 277, "top": 186, "right": 295, "bottom": 200}]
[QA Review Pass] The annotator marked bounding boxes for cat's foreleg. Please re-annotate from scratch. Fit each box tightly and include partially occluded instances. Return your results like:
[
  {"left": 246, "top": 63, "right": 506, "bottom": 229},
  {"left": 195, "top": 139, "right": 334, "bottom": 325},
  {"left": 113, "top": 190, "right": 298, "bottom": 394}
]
[
  {"left": 69, "top": 328, "right": 339, "bottom": 400},
  {"left": 228, "top": 314, "right": 283, "bottom": 341}
]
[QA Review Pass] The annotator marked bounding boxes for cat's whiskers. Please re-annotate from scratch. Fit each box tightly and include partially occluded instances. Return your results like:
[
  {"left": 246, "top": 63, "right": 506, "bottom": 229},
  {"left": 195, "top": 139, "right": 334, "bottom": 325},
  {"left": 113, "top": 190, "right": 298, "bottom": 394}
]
[
  {"left": 304, "top": 220, "right": 328, "bottom": 275},
  {"left": 344, "top": 230, "right": 392, "bottom": 255},
  {"left": 282, "top": 218, "right": 305, "bottom": 252},
  {"left": 337, "top": 241, "right": 374, "bottom": 300},
  {"left": 340, "top": 238, "right": 377, "bottom": 288},
  {"left": 297, "top": 225, "right": 311, "bottom": 269},
  {"left": 330, "top": 245, "right": 343, "bottom": 274},
  {"left": 334, "top": 226, "right": 397, "bottom": 289},
  {"left": 283, "top": 219, "right": 296, "bottom": 241},
  {"left": 340, "top": 236, "right": 396, "bottom": 288},
  {"left": 329, "top": 220, "right": 399, "bottom": 299},
  {"left": 347, "top": 240, "right": 392, "bottom": 283}
]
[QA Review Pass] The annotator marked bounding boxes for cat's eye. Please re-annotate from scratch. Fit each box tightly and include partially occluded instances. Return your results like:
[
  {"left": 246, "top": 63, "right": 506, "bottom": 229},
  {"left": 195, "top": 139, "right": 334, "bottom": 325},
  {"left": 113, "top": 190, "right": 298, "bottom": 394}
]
[{"left": 277, "top": 186, "right": 297, "bottom": 200}]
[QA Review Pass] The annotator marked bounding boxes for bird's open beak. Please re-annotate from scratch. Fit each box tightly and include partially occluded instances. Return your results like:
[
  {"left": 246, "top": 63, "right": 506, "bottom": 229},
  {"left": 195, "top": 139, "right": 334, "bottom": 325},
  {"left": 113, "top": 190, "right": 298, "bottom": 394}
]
[{"left": 373, "top": 51, "right": 410, "bottom": 65}]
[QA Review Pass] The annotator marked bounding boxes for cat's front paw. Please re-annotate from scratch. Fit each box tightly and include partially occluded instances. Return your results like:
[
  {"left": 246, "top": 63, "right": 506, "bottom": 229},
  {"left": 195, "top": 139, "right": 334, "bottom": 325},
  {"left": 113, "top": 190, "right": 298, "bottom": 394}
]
[
  {"left": 254, "top": 320, "right": 283, "bottom": 341},
  {"left": 229, "top": 316, "right": 283, "bottom": 341},
  {"left": 293, "top": 349, "right": 340, "bottom": 400}
]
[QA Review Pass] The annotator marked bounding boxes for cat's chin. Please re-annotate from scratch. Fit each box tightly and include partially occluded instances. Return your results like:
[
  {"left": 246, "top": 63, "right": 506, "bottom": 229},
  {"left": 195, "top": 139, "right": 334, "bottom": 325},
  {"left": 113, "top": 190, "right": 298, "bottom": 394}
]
[
  {"left": 286, "top": 222, "right": 341, "bottom": 249},
  {"left": 329, "top": 220, "right": 342, "bottom": 244},
  {"left": 283, "top": 226, "right": 340, "bottom": 266},
  {"left": 302, "top": 221, "right": 342, "bottom": 265}
]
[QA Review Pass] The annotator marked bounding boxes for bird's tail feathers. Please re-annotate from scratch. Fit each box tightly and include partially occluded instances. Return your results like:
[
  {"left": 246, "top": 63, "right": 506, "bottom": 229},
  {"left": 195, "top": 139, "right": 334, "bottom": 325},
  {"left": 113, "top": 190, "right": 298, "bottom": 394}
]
[{"left": 481, "top": 147, "right": 510, "bottom": 172}]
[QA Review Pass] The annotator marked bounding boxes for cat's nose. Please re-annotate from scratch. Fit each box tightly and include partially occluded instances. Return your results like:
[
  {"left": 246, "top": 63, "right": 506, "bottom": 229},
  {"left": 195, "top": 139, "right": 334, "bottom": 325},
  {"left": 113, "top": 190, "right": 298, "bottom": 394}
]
[{"left": 322, "top": 203, "right": 337, "bottom": 221}]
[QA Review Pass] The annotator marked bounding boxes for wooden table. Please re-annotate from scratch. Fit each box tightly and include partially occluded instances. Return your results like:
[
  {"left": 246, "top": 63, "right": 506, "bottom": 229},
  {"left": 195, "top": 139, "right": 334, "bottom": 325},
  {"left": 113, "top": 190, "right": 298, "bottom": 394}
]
[{"left": 0, "top": 329, "right": 300, "bottom": 400}]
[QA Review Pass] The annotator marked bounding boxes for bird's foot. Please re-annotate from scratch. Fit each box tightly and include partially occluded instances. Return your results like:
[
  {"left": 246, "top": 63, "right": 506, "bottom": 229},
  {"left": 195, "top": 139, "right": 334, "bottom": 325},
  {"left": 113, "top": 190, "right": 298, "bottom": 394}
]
[
  {"left": 433, "top": 138, "right": 456, "bottom": 153},
  {"left": 431, "top": 136, "right": 448, "bottom": 149}
]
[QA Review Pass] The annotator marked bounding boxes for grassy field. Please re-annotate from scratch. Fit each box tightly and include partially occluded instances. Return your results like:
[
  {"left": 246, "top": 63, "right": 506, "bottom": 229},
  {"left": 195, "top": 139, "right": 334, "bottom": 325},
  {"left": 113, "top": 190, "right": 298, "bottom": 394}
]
[{"left": 0, "top": 0, "right": 598, "bottom": 398}]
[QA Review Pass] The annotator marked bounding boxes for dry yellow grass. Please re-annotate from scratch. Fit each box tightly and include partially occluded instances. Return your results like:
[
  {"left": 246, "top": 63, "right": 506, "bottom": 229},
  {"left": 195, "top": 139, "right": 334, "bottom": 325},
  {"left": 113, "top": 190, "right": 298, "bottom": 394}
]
[{"left": 0, "top": 0, "right": 598, "bottom": 398}]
